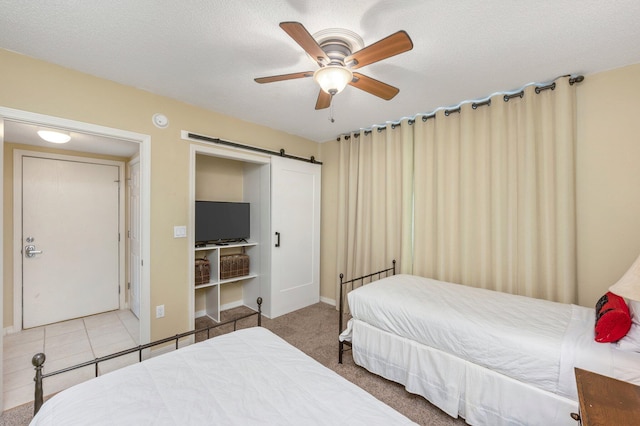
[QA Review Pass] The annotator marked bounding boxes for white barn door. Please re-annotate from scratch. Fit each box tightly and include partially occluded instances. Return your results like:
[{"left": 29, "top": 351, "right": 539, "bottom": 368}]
[
  {"left": 22, "top": 156, "right": 120, "bottom": 328},
  {"left": 270, "top": 156, "right": 321, "bottom": 318}
]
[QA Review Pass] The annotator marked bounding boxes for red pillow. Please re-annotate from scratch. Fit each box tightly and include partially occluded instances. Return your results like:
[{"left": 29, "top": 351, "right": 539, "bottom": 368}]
[{"left": 595, "top": 292, "right": 631, "bottom": 343}]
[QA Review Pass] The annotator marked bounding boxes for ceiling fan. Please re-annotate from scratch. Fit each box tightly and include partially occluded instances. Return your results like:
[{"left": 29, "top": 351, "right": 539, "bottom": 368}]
[{"left": 255, "top": 22, "right": 413, "bottom": 110}]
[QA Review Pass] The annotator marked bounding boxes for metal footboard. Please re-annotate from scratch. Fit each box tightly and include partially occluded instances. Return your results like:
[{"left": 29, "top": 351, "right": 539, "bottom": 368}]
[
  {"left": 32, "top": 297, "right": 262, "bottom": 416},
  {"left": 338, "top": 261, "right": 396, "bottom": 363}
]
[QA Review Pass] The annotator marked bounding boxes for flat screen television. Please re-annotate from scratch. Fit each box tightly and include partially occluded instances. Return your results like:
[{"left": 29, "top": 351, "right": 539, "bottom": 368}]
[{"left": 195, "top": 201, "right": 250, "bottom": 244}]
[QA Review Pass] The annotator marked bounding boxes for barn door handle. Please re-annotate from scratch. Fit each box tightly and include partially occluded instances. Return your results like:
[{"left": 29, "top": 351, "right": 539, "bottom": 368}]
[{"left": 275, "top": 232, "right": 280, "bottom": 248}]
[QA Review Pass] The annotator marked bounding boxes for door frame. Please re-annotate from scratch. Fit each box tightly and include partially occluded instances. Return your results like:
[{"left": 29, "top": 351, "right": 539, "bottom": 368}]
[
  {"left": 14, "top": 150, "right": 126, "bottom": 327},
  {"left": 127, "top": 155, "right": 141, "bottom": 318},
  {"left": 0, "top": 107, "right": 151, "bottom": 347}
]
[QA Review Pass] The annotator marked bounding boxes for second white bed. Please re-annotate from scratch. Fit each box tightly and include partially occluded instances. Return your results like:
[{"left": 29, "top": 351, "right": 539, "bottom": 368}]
[
  {"left": 32, "top": 327, "right": 416, "bottom": 425},
  {"left": 340, "top": 274, "right": 640, "bottom": 425}
]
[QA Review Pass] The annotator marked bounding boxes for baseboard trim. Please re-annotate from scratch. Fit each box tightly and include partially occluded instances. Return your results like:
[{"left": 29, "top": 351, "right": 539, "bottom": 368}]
[
  {"left": 3, "top": 326, "right": 17, "bottom": 336},
  {"left": 320, "top": 296, "right": 336, "bottom": 306}
]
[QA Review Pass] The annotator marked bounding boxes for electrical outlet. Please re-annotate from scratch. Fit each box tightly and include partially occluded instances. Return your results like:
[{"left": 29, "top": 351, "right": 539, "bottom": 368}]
[{"left": 156, "top": 305, "right": 165, "bottom": 318}]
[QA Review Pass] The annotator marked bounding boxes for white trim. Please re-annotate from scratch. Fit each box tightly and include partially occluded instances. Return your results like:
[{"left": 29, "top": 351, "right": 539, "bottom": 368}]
[
  {"left": 3, "top": 109, "right": 148, "bottom": 143},
  {"left": 0, "top": 117, "right": 3, "bottom": 410},
  {"left": 127, "top": 155, "right": 141, "bottom": 320},
  {"left": 13, "top": 150, "right": 126, "bottom": 328},
  {"left": 320, "top": 296, "right": 336, "bottom": 306},
  {"left": 138, "top": 132, "right": 151, "bottom": 350},
  {"left": 0, "top": 107, "right": 152, "bottom": 354},
  {"left": 3, "top": 326, "right": 16, "bottom": 336}
]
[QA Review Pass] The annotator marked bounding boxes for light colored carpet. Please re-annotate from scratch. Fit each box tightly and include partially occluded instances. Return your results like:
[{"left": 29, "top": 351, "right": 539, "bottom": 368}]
[{"left": 1, "top": 302, "right": 465, "bottom": 425}]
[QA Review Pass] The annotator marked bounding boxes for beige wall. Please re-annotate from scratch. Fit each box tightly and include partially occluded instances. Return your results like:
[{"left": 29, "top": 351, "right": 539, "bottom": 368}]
[
  {"left": 576, "top": 63, "right": 640, "bottom": 307},
  {"left": 0, "top": 48, "right": 320, "bottom": 340}
]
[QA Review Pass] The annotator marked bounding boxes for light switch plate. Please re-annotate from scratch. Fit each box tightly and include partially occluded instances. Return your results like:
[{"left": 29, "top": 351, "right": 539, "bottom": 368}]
[{"left": 173, "top": 225, "right": 187, "bottom": 238}]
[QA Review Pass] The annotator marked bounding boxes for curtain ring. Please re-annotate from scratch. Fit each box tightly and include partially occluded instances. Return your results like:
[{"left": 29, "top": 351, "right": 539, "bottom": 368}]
[
  {"left": 503, "top": 91, "right": 524, "bottom": 102},
  {"left": 444, "top": 107, "right": 460, "bottom": 116},
  {"left": 569, "top": 75, "right": 584, "bottom": 85},
  {"left": 472, "top": 99, "right": 491, "bottom": 110},
  {"left": 535, "top": 82, "right": 556, "bottom": 94}
]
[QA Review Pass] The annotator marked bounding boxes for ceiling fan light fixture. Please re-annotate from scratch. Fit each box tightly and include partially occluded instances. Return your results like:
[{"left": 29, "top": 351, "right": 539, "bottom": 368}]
[
  {"left": 314, "top": 66, "right": 353, "bottom": 95},
  {"left": 257, "top": 22, "right": 412, "bottom": 110},
  {"left": 37, "top": 129, "right": 71, "bottom": 144}
]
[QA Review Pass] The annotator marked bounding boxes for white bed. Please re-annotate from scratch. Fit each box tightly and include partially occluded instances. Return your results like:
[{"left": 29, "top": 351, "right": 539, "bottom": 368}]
[
  {"left": 339, "top": 273, "right": 640, "bottom": 426},
  {"left": 32, "top": 327, "right": 415, "bottom": 425}
]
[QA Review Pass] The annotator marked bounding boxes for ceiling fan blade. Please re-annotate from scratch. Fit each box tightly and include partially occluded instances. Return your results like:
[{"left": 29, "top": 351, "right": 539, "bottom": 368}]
[
  {"left": 346, "top": 31, "right": 413, "bottom": 69},
  {"left": 280, "top": 22, "right": 330, "bottom": 65},
  {"left": 349, "top": 72, "right": 399, "bottom": 100},
  {"left": 315, "top": 90, "right": 331, "bottom": 110},
  {"left": 254, "top": 71, "right": 314, "bottom": 84}
]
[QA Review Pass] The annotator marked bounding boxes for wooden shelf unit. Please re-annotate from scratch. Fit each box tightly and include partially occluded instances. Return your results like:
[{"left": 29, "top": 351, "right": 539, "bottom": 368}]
[{"left": 194, "top": 241, "right": 258, "bottom": 321}]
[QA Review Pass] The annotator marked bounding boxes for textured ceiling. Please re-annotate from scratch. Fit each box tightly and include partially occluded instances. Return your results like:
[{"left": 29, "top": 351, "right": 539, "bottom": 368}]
[{"left": 1, "top": 1, "right": 640, "bottom": 143}]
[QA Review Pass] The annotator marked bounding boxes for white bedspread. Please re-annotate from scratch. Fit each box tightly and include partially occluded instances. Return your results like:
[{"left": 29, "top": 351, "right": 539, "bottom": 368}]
[
  {"left": 342, "top": 274, "right": 640, "bottom": 400},
  {"left": 31, "top": 327, "right": 415, "bottom": 425}
]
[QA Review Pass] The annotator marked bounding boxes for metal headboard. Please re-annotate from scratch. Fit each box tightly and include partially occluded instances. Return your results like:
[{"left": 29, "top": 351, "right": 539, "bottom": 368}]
[{"left": 338, "top": 260, "right": 396, "bottom": 363}]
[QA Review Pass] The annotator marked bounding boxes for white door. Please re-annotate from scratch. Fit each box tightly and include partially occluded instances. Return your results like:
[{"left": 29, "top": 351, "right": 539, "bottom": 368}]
[
  {"left": 22, "top": 156, "right": 120, "bottom": 328},
  {"left": 128, "top": 159, "right": 141, "bottom": 318},
  {"left": 271, "top": 156, "right": 321, "bottom": 318}
]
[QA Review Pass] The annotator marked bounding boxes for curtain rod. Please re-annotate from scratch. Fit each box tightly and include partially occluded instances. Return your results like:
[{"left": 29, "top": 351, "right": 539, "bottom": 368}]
[
  {"left": 187, "top": 132, "right": 322, "bottom": 165},
  {"left": 337, "top": 74, "right": 585, "bottom": 141}
]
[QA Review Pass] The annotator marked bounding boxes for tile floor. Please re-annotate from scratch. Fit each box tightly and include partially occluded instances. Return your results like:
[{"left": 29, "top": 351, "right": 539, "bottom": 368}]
[{"left": 3, "top": 309, "right": 139, "bottom": 410}]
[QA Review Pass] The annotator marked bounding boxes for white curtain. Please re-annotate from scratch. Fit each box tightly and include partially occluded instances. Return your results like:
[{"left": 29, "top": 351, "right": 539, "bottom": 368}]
[
  {"left": 335, "top": 122, "right": 413, "bottom": 303},
  {"left": 336, "top": 76, "right": 577, "bottom": 304}
]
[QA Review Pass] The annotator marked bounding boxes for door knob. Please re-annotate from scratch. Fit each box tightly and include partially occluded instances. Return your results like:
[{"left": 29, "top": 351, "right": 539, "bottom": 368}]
[{"left": 24, "top": 245, "right": 43, "bottom": 258}]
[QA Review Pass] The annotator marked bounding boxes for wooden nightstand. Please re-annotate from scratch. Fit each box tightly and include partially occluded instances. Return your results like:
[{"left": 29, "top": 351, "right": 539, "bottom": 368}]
[{"left": 572, "top": 368, "right": 640, "bottom": 425}]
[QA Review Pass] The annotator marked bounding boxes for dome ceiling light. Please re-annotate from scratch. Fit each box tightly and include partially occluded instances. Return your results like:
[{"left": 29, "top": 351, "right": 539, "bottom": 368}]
[{"left": 37, "top": 130, "right": 71, "bottom": 144}]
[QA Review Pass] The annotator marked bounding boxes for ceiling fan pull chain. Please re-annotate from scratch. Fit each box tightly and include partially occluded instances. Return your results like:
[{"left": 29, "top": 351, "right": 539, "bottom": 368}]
[{"left": 329, "top": 95, "right": 335, "bottom": 123}]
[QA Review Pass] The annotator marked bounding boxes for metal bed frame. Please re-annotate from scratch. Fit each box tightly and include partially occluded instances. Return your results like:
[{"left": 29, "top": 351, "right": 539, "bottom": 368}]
[
  {"left": 338, "top": 261, "right": 396, "bottom": 364},
  {"left": 31, "top": 297, "right": 262, "bottom": 416}
]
